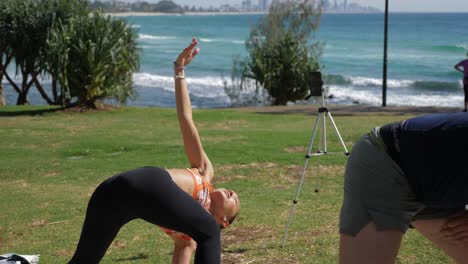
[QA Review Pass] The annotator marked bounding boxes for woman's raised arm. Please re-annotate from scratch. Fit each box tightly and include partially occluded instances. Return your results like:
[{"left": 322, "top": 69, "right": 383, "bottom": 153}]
[{"left": 173, "top": 38, "right": 214, "bottom": 182}]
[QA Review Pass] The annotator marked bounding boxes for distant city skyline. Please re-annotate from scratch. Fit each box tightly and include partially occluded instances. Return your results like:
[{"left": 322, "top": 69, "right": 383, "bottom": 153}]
[
  {"left": 161, "top": 0, "right": 468, "bottom": 13},
  {"left": 351, "top": 0, "right": 468, "bottom": 12}
]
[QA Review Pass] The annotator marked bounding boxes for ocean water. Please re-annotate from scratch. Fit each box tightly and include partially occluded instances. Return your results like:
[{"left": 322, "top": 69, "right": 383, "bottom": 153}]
[{"left": 3, "top": 13, "right": 468, "bottom": 108}]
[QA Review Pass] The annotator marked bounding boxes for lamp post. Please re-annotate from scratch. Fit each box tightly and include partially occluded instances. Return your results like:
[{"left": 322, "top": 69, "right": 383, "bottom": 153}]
[{"left": 382, "top": 0, "right": 388, "bottom": 107}]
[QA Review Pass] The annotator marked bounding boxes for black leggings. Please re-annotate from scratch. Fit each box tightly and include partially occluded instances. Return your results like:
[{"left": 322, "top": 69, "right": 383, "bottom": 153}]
[{"left": 68, "top": 167, "right": 220, "bottom": 264}]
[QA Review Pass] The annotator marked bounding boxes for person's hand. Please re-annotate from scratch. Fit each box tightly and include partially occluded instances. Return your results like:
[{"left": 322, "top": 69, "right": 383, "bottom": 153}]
[
  {"left": 174, "top": 37, "right": 200, "bottom": 74},
  {"left": 440, "top": 210, "right": 468, "bottom": 243}
]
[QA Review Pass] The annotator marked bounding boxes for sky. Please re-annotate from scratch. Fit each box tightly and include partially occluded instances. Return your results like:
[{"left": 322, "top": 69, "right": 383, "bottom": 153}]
[{"left": 164, "top": 0, "right": 468, "bottom": 13}]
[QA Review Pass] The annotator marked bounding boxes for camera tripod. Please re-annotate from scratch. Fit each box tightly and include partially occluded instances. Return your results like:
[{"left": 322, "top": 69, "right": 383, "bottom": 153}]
[{"left": 281, "top": 92, "right": 349, "bottom": 247}]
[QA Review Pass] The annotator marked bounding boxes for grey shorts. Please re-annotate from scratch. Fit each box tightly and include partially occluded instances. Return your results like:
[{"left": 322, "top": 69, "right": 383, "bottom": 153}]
[{"left": 339, "top": 130, "right": 460, "bottom": 236}]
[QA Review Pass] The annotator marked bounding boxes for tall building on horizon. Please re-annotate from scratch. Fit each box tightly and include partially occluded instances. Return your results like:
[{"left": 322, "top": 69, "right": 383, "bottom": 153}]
[
  {"left": 241, "top": 0, "right": 252, "bottom": 10},
  {"left": 258, "top": 0, "right": 269, "bottom": 11}
]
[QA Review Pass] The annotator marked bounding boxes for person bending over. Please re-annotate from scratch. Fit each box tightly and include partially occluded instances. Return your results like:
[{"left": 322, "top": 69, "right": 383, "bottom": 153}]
[
  {"left": 339, "top": 112, "right": 468, "bottom": 264},
  {"left": 68, "top": 38, "right": 240, "bottom": 264}
]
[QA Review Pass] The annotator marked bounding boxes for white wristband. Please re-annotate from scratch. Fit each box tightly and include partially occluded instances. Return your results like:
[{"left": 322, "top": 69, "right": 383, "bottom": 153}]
[{"left": 174, "top": 74, "right": 185, "bottom": 80}]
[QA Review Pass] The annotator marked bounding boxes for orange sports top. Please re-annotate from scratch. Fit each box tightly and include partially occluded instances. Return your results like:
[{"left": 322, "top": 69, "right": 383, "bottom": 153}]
[{"left": 161, "top": 168, "right": 214, "bottom": 240}]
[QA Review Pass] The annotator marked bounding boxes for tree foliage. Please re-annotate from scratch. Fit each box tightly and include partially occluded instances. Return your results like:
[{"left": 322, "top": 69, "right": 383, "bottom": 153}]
[
  {"left": 89, "top": 1, "right": 184, "bottom": 13},
  {"left": 0, "top": 0, "right": 141, "bottom": 108},
  {"left": 0, "top": 0, "right": 88, "bottom": 105},
  {"left": 152, "top": 1, "right": 184, "bottom": 13},
  {"left": 227, "top": 0, "right": 323, "bottom": 106},
  {"left": 44, "top": 11, "right": 140, "bottom": 107}
]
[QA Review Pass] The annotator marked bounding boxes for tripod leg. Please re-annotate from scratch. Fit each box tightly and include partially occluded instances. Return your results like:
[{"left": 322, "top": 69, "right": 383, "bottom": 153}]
[
  {"left": 307, "top": 112, "right": 322, "bottom": 156},
  {"left": 281, "top": 112, "right": 322, "bottom": 247},
  {"left": 322, "top": 111, "right": 327, "bottom": 153},
  {"left": 326, "top": 112, "right": 349, "bottom": 155}
]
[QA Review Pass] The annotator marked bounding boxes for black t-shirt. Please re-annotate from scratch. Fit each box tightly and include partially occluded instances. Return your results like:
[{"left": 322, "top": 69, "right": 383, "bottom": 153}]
[{"left": 379, "top": 112, "right": 468, "bottom": 208}]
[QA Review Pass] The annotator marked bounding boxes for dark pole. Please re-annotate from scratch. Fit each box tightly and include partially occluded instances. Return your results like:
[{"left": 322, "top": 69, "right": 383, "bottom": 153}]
[{"left": 382, "top": 0, "right": 388, "bottom": 107}]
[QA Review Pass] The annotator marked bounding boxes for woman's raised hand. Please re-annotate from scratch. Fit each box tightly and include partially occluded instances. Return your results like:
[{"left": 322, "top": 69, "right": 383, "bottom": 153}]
[{"left": 174, "top": 37, "right": 200, "bottom": 73}]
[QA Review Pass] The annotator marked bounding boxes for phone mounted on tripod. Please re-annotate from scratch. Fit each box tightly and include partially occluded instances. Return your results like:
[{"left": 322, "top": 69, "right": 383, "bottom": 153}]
[{"left": 304, "top": 71, "right": 324, "bottom": 100}]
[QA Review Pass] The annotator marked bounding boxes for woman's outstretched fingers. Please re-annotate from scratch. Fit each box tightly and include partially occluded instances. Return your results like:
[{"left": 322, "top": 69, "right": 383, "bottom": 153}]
[
  {"left": 192, "top": 47, "right": 200, "bottom": 57},
  {"left": 176, "top": 38, "right": 199, "bottom": 67},
  {"left": 183, "top": 38, "right": 197, "bottom": 57},
  {"left": 185, "top": 48, "right": 200, "bottom": 65}
]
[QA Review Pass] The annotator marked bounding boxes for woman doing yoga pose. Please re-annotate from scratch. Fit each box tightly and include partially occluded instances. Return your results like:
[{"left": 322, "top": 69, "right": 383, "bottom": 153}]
[{"left": 68, "top": 38, "right": 240, "bottom": 264}]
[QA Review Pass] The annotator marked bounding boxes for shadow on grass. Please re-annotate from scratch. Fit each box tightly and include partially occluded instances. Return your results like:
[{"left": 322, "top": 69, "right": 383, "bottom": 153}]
[
  {"left": 114, "top": 253, "right": 149, "bottom": 262},
  {"left": 0, "top": 107, "right": 60, "bottom": 117},
  {"left": 223, "top": 244, "right": 277, "bottom": 253},
  {"left": 240, "top": 105, "right": 461, "bottom": 116}
]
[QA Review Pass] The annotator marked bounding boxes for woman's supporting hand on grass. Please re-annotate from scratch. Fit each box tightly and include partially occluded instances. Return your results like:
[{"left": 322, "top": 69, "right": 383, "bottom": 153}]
[{"left": 440, "top": 210, "right": 468, "bottom": 243}]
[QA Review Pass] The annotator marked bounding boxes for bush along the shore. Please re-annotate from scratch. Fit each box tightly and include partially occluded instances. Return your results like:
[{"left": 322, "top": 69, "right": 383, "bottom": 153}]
[
  {"left": 225, "top": 0, "right": 323, "bottom": 106},
  {"left": 0, "top": 0, "right": 141, "bottom": 108}
]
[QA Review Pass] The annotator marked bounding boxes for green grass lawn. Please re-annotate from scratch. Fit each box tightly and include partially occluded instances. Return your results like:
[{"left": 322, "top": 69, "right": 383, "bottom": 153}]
[{"left": 0, "top": 106, "right": 452, "bottom": 263}]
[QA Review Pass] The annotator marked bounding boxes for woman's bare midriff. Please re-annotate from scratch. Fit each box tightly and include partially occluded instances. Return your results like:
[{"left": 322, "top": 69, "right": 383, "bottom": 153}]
[{"left": 166, "top": 168, "right": 201, "bottom": 196}]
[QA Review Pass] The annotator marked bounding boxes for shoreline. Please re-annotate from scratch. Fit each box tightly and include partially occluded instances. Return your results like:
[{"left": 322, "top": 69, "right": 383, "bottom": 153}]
[
  {"left": 106, "top": 11, "right": 389, "bottom": 17},
  {"left": 104, "top": 11, "right": 468, "bottom": 17},
  {"left": 107, "top": 11, "right": 267, "bottom": 17},
  {"left": 233, "top": 104, "right": 462, "bottom": 116}
]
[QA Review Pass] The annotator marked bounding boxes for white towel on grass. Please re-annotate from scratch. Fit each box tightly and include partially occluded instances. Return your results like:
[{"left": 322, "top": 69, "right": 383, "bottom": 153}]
[{"left": 0, "top": 254, "right": 39, "bottom": 264}]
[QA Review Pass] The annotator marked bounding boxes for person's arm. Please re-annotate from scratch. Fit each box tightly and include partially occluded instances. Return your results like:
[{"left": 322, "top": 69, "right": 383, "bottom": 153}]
[
  {"left": 163, "top": 231, "right": 197, "bottom": 264},
  {"left": 454, "top": 61, "right": 464, "bottom": 73},
  {"left": 171, "top": 236, "right": 197, "bottom": 264},
  {"left": 173, "top": 38, "right": 214, "bottom": 182}
]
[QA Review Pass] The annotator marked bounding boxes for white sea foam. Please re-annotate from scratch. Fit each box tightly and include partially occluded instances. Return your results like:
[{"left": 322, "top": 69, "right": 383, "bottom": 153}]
[
  {"left": 199, "top": 38, "right": 214, "bottom": 42},
  {"left": 326, "top": 85, "right": 463, "bottom": 107},
  {"left": 139, "top": 34, "right": 176, "bottom": 40},
  {"left": 2, "top": 71, "right": 461, "bottom": 108},
  {"left": 199, "top": 38, "right": 244, "bottom": 45},
  {"left": 349, "top": 76, "right": 413, "bottom": 88},
  {"left": 456, "top": 44, "right": 468, "bottom": 50},
  {"left": 133, "top": 72, "right": 229, "bottom": 99},
  {"left": 232, "top": 40, "right": 245, "bottom": 44},
  {"left": 133, "top": 72, "right": 174, "bottom": 91},
  {"left": 132, "top": 72, "right": 462, "bottom": 107}
]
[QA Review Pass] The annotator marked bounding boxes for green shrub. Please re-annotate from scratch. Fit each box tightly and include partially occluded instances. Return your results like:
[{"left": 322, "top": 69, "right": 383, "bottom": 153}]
[
  {"left": 228, "top": 0, "right": 323, "bottom": 106},
  {"left": 44, "top": 11, "right": 141, "bottom": 107}
]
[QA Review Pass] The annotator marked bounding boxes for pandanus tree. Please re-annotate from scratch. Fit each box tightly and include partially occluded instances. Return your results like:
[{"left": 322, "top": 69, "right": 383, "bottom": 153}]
[
  {"left": 0, "top": 0, "right": 140, "bottom": 108},
  {"left": 44, "top": 11, "right": 141, "bottom": 108},
  {"left": 5, "top": 0, "right": 59, "bottom": 105},
  {"left": 0, "top": 1, "right": 12, "bottom": 106},
  {"left": 0, "top": 0, "right": 87, "bottom": 105}
]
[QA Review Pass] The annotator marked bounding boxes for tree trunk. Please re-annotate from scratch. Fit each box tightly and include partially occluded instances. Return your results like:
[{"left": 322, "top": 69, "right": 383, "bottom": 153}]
[
  {"left": 16, "top": 93, "right": 28, "bottom": 105},
  {"left": 0, "top": 70, "right": 4, "bottom": 106},
  {"left": 0, "top": 84, "right": 5, "bottom": 106},
  {"left": 16, "top": 73, "right": 29, "bottom": 105},
  {"left": 0, "top": 56, "right": 12, "bottom": 106},
  {"left": 52, "top": 79, "right": 58, "bottom": 103},
  {"left": 16, "top": 76, "right": 34, "bottom": 105},
  {"left": 33, "top": 75, "right": 54, "bottom": 105},
  {"left": 272, "top": 96, "right": 288, "bottom": 106},
  {"left": 4, "top": 71, "right": 21, "bottom": 94}
]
